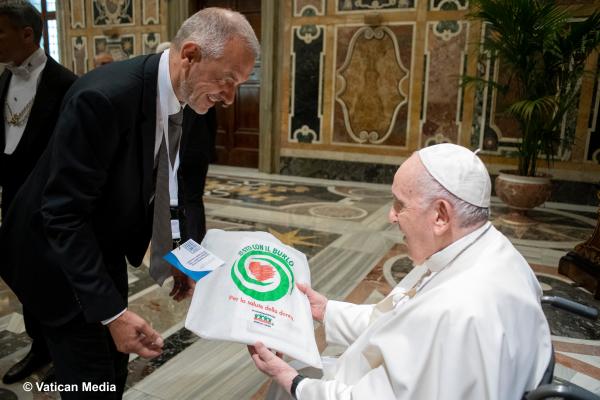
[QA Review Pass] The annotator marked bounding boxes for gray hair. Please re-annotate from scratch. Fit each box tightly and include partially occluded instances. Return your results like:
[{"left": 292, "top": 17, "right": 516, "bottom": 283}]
[
  {"left": 416, "top": 164, "right": 490, "bottom": 228},
  {"left": 0, "top": 0, "right": 43, "bottom": 45},
  {"left": 172, "top": 7, "right": 260, "bottom": 60}
]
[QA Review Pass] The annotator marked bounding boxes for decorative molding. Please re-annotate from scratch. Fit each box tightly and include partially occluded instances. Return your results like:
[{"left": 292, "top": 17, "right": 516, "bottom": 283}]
[
  {"left": 69, "top": 0, "right": 85, "bottom": 29},
  {"left": 143, "top": 0, "right": 160, "bottom": 25},
  {"left": 337, "top": 0, "right": 415, "bottom": 13},
  {"left": 92, "top": 0, "right": 135, "bottom": 27},
  {"left": 293, "top": 0, "right": 325, "bottom": 17},
  {"left": 429, "top": 0, "right": 467, "bottom": 11},
  {"left": 431, "top": 19, "right": 463, "bottom": 41},
  {"left": 71, "top": 36, "right": 88, "bottom": 75},
  {"left": 424, "top": 133, "right": 452, "bottom": 146},
  {"left": 142, "top": 33, "right": 160, "bottom": 54},
  {"left": 289, "top": 25, "right": 325, "bottom": 143},
  {"left": 335, "top": 26, "right": 410, "bottom": 144}
]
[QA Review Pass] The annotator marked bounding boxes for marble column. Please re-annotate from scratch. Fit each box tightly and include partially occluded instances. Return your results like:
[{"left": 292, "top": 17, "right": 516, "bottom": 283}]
[{"left": 167, "top": 0, "right": 191, "bottom": 41}]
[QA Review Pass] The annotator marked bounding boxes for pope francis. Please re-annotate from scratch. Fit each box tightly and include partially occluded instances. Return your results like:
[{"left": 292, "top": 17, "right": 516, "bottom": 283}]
[{"left": 249, "top": 143, "right": 553, "bottom": 400}]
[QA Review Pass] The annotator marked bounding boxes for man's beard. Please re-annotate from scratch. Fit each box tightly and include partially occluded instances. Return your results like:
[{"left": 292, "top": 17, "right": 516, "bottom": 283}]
[{"left": 178, "top": 77, "right": 207, "bottom": 115}]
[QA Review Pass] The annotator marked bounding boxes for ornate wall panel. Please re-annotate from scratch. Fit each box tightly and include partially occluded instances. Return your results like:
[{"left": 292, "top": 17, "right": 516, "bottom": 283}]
[
  {"left": 71, "top": 36, "right": 88, "bottom": 76},
  {"left": 61, "top": 0, "right": 167, "bottom": 74},
  {"left": 333, "top": 24, "right": 413, "bottom": 146},
  {"left": 93, "top": 0, "right": 134, "bottom": 26},
  {"left": 293, "top": 0, "right": 325, "bottom": 16},
  {"left": 337, "top": 0, "right": 415, "bottom": 12},
  {"left": 289, "top": 25, "right": 325, "bottom": 143},
  {"left": 420, "top": 21, "right": 468, "bottom": 146},
  {"left": 278, "top": 0, "right": 600, "bottom": 181},
  {"left": 143, "top": 0, "right": 160, "bottom": 24},
  {"left": 69, "top": 0, "right": 85, "bottom": 29}
]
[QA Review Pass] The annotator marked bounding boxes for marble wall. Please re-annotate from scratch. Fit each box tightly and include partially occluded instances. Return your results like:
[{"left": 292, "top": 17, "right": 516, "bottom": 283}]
[
  {"left": 279, "top": 0, "right": 600, "bottom": 183},
  {"left": 59, "top": 0, "right": 168, "bottom": 75}
]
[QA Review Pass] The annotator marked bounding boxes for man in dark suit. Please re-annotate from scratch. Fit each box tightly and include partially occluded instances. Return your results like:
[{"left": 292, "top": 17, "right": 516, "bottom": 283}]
[
  {"left": 0, "top": 6, "right": 258, "bottom": 399},
  {"left": 0, "top": 1, "right": 77, "bottom": 384}
]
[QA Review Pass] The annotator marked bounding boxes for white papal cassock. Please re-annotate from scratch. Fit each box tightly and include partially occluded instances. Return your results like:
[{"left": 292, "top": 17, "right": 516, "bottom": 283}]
[{"left": 297, "top": 222, "right": 552, "bottom": 400}]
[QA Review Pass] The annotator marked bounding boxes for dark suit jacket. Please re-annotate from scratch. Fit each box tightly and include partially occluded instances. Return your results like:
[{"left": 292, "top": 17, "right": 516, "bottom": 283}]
[
  {"left": 0, "top": 56, "right": 77, "bottom": 218},
  {"left": 0, "top": 54, "right": 170, "bottom": 326},
  {"left": 177, "top": 106, "right": 217, "bottom": 243}
]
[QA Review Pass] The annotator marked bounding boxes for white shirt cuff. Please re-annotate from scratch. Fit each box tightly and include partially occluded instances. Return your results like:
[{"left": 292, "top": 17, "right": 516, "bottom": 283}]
[
  {"left": 101, "top": 308, "right": 127, "bottom": 325},
  {"left": 295, "top": 378, "right": 309, "bottom": 399}
]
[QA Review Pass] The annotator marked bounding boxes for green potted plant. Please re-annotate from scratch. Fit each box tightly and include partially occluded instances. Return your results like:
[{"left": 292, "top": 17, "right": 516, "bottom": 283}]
[{"left": 466, "top": 0, "right": 600, "bottom": 222}]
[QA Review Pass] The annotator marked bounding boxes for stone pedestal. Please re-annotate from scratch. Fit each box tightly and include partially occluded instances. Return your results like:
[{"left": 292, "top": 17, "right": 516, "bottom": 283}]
[{"left": 559, "top": 186, "right": 600, "bottom": 298}]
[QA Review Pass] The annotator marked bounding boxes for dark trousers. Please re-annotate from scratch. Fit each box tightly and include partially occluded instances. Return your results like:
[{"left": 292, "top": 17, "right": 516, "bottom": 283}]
[
  {"left": 42, "top": 314, "right": 129, "bottom": 399},
  {"left": 23, "top": 307, "right": 50, "bottom": 358}
]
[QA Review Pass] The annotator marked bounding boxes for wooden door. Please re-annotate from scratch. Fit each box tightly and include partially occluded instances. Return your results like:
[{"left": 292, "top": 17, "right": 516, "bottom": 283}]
[{"left": 195, "top": 0, "right": 261, "bottom": 168}]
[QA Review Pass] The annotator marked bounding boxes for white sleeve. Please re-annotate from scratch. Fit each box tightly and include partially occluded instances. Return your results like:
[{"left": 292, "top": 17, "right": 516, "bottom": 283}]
[
  {"left": 299, "top": 300, "right": 508, "bottom": 400},
  {"left": 297, "top": 366, "right": 396, "bottom": 400},
  {"left": 101, "top": 308, "right": 127, "bottom": 325},
  {"left": 324, "top": 301, "right": 374, "bottom": 347}
]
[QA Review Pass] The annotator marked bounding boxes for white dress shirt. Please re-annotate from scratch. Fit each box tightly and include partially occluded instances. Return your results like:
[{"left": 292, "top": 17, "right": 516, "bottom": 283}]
[{"left": 3, "top": 47, "right": 47, "bottom": 154}]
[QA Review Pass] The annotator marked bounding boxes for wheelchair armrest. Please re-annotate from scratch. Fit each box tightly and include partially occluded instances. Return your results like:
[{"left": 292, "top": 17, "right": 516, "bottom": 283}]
[
  {"left": 541, "top": 296, "right": 599, "bottom": 320},
  {"left": 526, "top": 384, "right": 600, "bottom": 400}
]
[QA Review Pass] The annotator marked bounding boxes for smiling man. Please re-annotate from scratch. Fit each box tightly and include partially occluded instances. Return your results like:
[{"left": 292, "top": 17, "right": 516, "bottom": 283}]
[
  {"left": 250, "top": 143, "right": 553, "bottom": 400},
  {"left": 0, "top": 7, "right": 258, "bottom": 400}
]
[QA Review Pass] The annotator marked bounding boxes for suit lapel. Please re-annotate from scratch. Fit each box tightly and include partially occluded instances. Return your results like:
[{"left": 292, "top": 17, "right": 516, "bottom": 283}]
[
  {"left": 140, "top": 53, "right": 161, "bottom": 214},
  {"left": 0, "top": 70, "right": 11, "bottom": 152}
]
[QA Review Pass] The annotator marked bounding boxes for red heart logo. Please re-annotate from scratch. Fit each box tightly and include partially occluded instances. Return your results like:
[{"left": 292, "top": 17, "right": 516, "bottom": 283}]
[{"left": 249, "top": 261, "right": 275, "bottom": 282}]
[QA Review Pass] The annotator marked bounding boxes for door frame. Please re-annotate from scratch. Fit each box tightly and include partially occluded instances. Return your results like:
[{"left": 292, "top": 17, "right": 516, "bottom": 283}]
[{"left": 258, "top": 0, "right": 282, "bottom": 174}]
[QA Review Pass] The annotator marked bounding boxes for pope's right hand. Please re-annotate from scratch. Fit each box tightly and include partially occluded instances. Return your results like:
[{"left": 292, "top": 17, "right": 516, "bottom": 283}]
[
  {"left": 108, "top": 310, "right": 163, "bottom": 358},
  {"left": 297, "top": 283, "right": 328, "bottom": 322}
]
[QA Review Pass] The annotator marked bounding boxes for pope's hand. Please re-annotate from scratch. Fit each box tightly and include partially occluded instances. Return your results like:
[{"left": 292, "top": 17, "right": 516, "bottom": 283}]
[
  {"left": 108, "top": 310, "right": 163, "bottom": 358},
  {"left": 170, "top": 266, "right": 195, "bottom": 301},
  {"left": 248, "top": 342, "right": 298, "bottom": 395},
  {"left": 297, "top": 283, "right": 328, "bottom": 322}
]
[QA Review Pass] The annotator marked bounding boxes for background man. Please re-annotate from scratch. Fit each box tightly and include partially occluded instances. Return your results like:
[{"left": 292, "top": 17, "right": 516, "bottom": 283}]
[
  {"left": 0, "top": 7, "right": 259, "bottom": 399},
  {"left": 0, "top": 0, "right": 76, "bottom": 384},
  {"left": 250, "top": 143, "right": 553, "bottom": 400}
]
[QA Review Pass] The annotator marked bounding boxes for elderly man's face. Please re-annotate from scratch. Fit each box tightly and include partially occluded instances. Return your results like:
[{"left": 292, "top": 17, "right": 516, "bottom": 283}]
[
  {"left": 388, "top": 155, "right": 437, "bottom": 264},
  {"left": 178, "top": 37, "right": 255, "bottom": 114}
]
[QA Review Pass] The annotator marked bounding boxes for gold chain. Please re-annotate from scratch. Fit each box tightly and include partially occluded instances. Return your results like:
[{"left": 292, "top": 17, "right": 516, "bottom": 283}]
[{"left": 5, "top": 97, "right": 34, "bottom": 126}]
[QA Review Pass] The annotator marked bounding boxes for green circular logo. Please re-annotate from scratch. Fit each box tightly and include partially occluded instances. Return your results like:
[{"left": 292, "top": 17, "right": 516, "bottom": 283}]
[{"left": 231, "top": 249, "right": 295, "bottom": 301}]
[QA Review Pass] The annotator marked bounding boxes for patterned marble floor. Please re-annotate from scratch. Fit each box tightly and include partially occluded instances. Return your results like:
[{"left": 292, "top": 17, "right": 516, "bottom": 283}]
[{"left": 0, "top": 165, "right": 598, "bottom": 399}]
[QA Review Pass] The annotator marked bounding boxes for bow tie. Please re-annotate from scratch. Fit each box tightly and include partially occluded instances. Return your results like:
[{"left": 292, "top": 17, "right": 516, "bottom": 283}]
[{"left": 6, "top": 63, "right": 32, "bottom": 79}]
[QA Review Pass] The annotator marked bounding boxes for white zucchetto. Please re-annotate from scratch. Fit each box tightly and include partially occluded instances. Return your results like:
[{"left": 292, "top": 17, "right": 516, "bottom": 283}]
[{"left": 418, "top": 143, "right": 491, "bottom": 208}]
